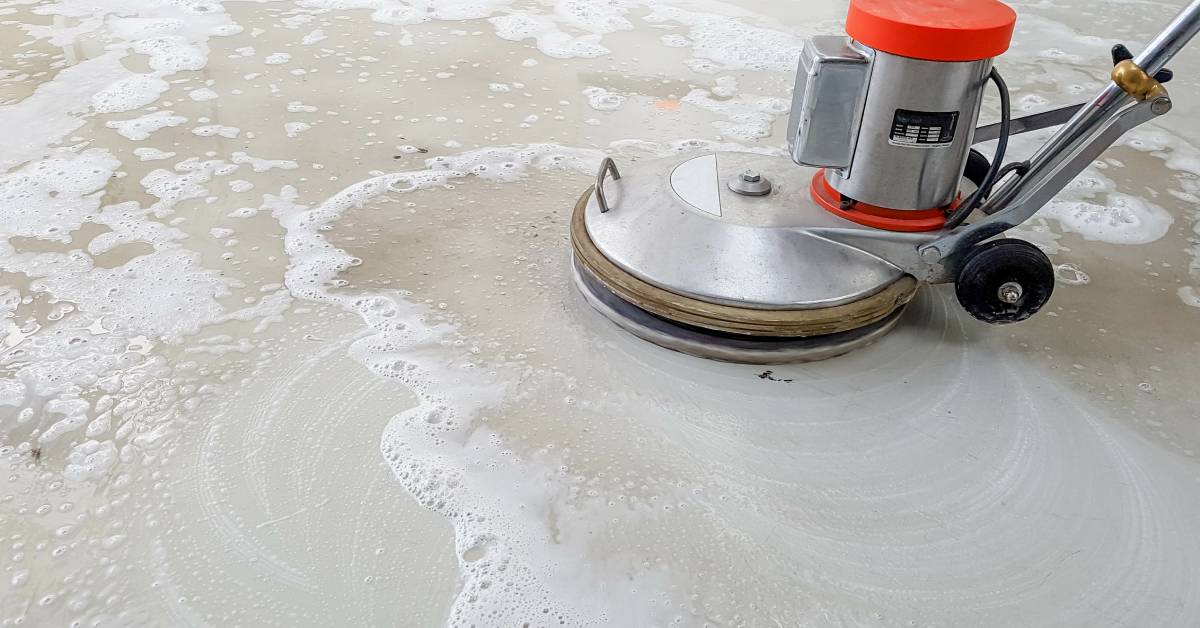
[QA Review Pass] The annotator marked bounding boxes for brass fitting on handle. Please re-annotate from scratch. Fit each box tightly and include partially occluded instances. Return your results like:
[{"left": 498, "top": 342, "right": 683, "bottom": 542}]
[{"left": 1112, "top": 59, "right": 1168, "bottom": 100}]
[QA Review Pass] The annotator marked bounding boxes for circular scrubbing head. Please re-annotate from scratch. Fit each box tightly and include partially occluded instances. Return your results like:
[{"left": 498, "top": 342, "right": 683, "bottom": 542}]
[{"left": 569, "top": 188, "right": 916, "bottom": 362}]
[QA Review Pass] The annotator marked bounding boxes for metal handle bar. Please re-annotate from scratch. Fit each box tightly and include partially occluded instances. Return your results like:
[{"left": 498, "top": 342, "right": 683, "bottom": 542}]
[
  {"left": 974, "top": 103, "right": 1084, "bottom": 143},
  {"left": 920, "top": 0, "right": 1200, "bottom": 264},
  {"left": 595, "top": 157, "right": 621, "bottom": 213},
  {"left": 810, "top": 1, "right": 1200, "bottom": 284},
  {"left": 927, "top": 97, "right": 1166, "bottom": 262},
  {"left": 1136, "top": 0, "right": 1200, "bottom": 75}
]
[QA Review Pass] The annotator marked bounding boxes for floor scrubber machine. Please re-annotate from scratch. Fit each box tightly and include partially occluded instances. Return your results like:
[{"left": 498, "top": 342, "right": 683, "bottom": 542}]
[{"left": 570, "top": 0, "right": 1200, "bottom": 363}]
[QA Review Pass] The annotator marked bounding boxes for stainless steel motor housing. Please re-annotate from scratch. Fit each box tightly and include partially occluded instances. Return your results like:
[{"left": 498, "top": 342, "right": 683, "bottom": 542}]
[{"left": 789, "top": 37, "right": 993, "bottom": 210}]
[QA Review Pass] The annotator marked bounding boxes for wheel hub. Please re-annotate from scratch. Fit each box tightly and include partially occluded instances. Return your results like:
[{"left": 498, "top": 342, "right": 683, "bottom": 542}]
[{"left": 997, "top": 281, "right": 1024, "bottom": 304}]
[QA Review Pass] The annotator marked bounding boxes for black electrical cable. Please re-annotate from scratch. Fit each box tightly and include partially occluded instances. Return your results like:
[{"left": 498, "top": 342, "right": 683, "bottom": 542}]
[
  {"left": 944, "top": 68, "right": 1011, "bottom": 229},
  {"left": 980, "top": 160, "right": 1030, "bottom": 215}
]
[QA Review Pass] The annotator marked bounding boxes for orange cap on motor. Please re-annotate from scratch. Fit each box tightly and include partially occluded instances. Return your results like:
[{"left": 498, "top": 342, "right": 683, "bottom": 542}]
[{"left": 846, "top": 0, "right": 1016, "bottom": 62}]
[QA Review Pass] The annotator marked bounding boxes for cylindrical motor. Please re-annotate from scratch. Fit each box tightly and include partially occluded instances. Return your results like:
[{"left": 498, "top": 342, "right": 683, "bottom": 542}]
[
  {"left": 788, "top": 0, "right": 1017, "bottom": 218},
  {"left": 828, "top": 52, "right": 991, "bottom": 210}
]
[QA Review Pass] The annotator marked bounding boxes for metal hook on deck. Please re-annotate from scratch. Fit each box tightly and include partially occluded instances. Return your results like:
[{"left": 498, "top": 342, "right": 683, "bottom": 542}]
[{"left": 595, "top": 157, "right": 621, "bottom": 213}]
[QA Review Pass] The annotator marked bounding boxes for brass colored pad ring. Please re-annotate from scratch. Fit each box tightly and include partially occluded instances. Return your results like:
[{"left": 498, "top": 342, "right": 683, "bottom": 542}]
[{"left": 569, "top": 187, "right": 919, "bottom": 338}]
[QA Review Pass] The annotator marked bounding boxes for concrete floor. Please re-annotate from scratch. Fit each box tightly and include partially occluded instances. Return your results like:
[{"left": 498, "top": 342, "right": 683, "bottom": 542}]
[{"left": 1, "top": 0, "right": 1199, "bottom": 626}]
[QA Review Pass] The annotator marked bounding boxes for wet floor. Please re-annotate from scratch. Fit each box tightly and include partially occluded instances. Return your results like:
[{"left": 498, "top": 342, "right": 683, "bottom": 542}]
[{"left": 1, "top": 0, "right": 1199, "bottom": 626}]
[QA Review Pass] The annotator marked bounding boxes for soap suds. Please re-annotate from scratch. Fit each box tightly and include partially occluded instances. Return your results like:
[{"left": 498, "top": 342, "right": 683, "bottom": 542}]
[{"left": 106, "top": 110, "right": 188, "bottom": 140}]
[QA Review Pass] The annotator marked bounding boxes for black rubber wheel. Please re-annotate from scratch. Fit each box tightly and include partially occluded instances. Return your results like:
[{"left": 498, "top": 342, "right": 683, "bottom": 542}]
[
  {"left": 964, "top": 149, "right": 991, "bottom": 190},
  {"left": 955, "top": 238, "right": 1054, "bottom": 324}
]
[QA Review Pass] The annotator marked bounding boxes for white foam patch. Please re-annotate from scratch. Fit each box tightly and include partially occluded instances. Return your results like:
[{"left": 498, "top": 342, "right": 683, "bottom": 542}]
[
  {"left": 139, "top": 157, "right": 237, "bottom": 212},
  {"left": 480, "top": 0, "right": 651, "bottom": 59},
  {"left": 63, "top": 440, "right": 119, "bottom": 481},
  {"left": 41, "top": 398, "right": 92, "bottom": 444},
  {"left": 1042, "top": 195, "right": 1174, "bottom": 245},
  {"left": 92, "top": 74, "right": 172, "bottom": 114},
  {"left": 1123, "top": 127, "right": 1200, "bottom": 178},
  {"left": 265, "top": 52, "right": 292, "bottom": 65},
  {"left": 1040, "top": 169, "right": 1174, "bottom": 245},
  {"left": 1006, "top": 13, "right": 1111, "bottom": 66},
  {"left": 490, "top": 13, "right": 610, "bottom": 59},
  {"left": 1176, "top": 285, "right": 1200, "bottom": 309},
  {"left": 3, "top": 309, "right": 199, "bottom": 488},
  {"left": 192, "top": 124, "right": 241, "bottom": 139},
  {"left": 644, "top": 4, "right": 805, "bottom": 72},
  {"left": 188, "top": 87, "right": 219, "bottom": 102},
  {"left": 229, "top": 180, "right": 254, "bottom": 193},
  {"left": 132, "top": 35, "right": 208, "bottom": 72},
  {"left": 285, "top": 121, "right": 312, "bottom": 138},
  {"left": 581, "top": 86, "right": 626, "bottom": 111},
  {"left": 33, "top": 248, "right": 232, "bottom": 340},
  {"left": 0, "top": 141, "right": 242, "bottom": 501},
  {"left": 17, "top": 0, "right": 242, "bottom": 134},
  {"left": 134, "top": 147, "right": 177, "bottom": 161},
  {"left": 299, "top": 0, "right": 512, "bottom": 27},
  {"left": 232, "top": 151, "right": 299, "bottom": 172},
  {"left": 1054, "top": 263, "right": 1091, "bottom": 286},
  {"left": 681, "top": 89, "right": 790, "bottom": 140},
  {"left": 0, "top": 378, "right": 24, "bottom": 407},
  {"left": 300, "top": 0, "right": 788, "bottom": 65},
  {"left": 712, "top": 74, "right": 738, "bottom": 97},
  {"left": 87, "top": 200, "right": 187, "bottom": 256},
  {"left": 0, "top": 51, "right": 130, "bottom": 170},
  {"left": 106, "top": 110, "right": 188, "bottom": 140},
  {"left": 1121, "top": 128, "right": 1200, "bottom": 307},
  {"left": 554, "top": 0, "right": 632, "bottom": 34},
  {"left": 0, "top": 149, "right": 120, "bottom": 241},
  {"left": 660, "top": 33, "right": 690, "bottom": 48}
]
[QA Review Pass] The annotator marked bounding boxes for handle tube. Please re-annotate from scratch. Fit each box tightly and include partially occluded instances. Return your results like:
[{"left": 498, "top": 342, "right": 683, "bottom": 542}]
[
  {"left": 1135, "top": 0, "right": 1200, "bottom": 75},
  {"left": 925, "top": 0, "right": 1200, "bottom": 262}
]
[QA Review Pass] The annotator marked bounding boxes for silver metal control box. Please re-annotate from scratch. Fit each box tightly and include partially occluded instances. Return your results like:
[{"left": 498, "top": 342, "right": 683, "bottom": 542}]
[{"left": 787, "top": 36, "right": 873, "bottom": 170}]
